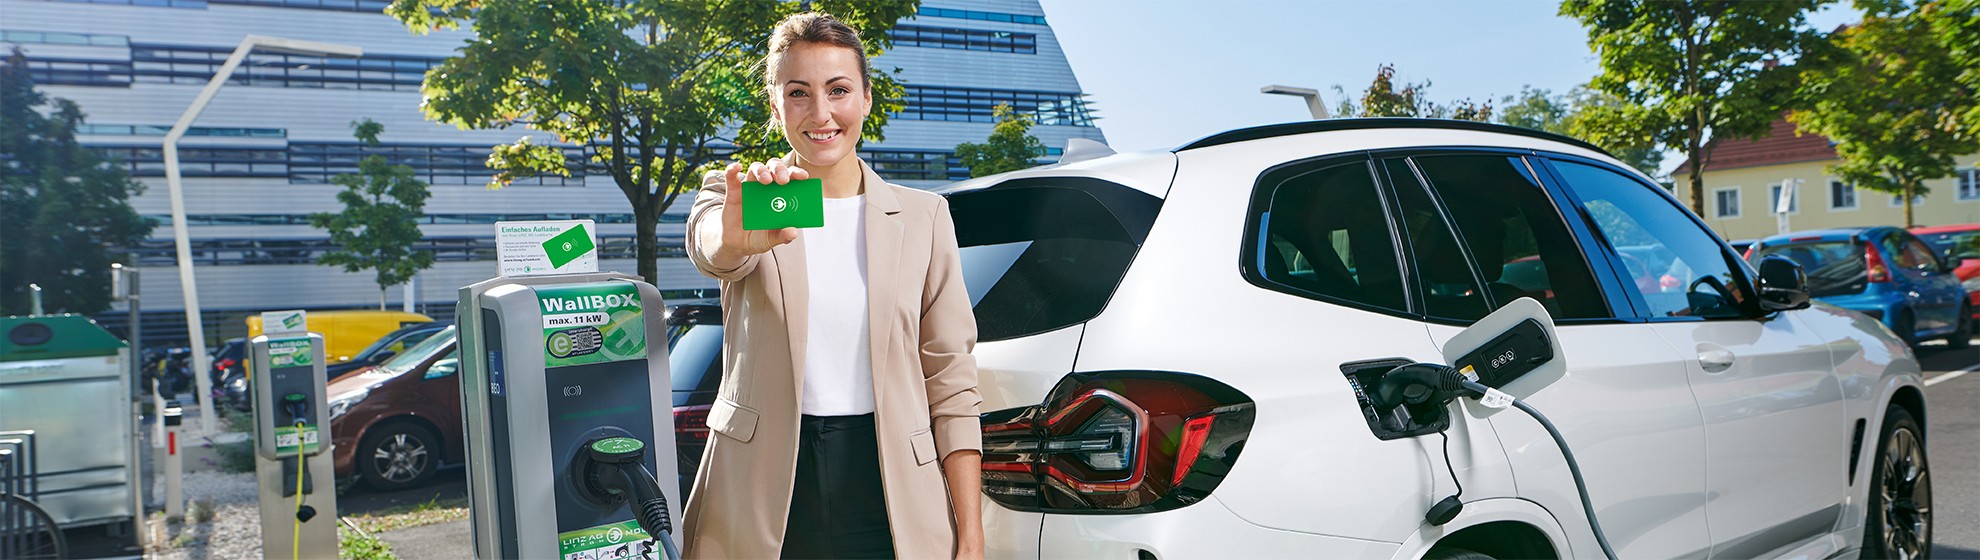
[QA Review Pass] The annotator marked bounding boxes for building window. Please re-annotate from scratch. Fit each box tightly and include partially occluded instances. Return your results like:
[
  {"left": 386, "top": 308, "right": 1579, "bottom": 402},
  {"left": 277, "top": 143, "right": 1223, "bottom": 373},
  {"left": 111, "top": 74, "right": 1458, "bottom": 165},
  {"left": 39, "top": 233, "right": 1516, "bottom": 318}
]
[
  {"left": 130, "top": 43, "right": 441, "bottom": 91},
  {"left": 81, "top": 124, "right": 286, "bottom": 138},
  {"left": 142, "top": 212, "right": 663, "bottom": 227},
  {"left": 1890, "top": 192, "right": 1926, "bottom": 207},
  {"left": 20, "top": 57, "right": 133, "bottom": 87},
  {"left": 127, "top": 235, "right": 685, "bottom": 267},
  {"left": 861, "top": 148, "right": 964, "bottom": 182},
  {"left": 1714, "top": 187, "right": 1741, "bottom": 218},
  {"left": 288, "top": 142, "right": 587, "bottom": 186},
  {"left": 206, "top": 0, "right": 392, "bottom": 11},
  {"left": 1959, "top": 168, "right": 1980, "bottom": 201},
  {"left": 0, "top": 29, "right": 130, "bottom": 47},
  {"left": 93, "top": 145, "right": 289, "bottom": 177},
  {"left": 1767, "top": 182, "right": 1798, "bottom": 214},
  {"left": 47, "top": 0, "right": 208, "bottom": 7},
  {"left": 888, "top": 25, "right": 1037, "bottom": 54},
  {"left": 1830, "top": 180, "right": 1857, "bottom": 209},
  {"left": 917, "top": 7, "right": 1046, "bottom": 25},
  {"left": 900, "top": 85, "right": 1097, "bottom": 127}
]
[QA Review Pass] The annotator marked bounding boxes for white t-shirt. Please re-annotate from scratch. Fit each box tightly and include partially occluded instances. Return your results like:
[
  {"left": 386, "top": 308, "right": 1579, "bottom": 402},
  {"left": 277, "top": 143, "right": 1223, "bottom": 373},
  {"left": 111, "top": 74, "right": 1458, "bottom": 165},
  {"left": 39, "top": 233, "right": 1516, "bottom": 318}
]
[{"left": 800, "top": 195, "right": 874, "bottom": 416}]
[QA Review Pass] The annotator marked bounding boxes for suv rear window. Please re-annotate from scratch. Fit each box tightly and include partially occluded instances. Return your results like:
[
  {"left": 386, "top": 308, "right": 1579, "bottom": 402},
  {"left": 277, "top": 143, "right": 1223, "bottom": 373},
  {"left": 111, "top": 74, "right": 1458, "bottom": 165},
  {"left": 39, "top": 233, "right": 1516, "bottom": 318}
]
[
  {"left": 947, "top": 180, "right": 1161, "bottom": 342},
  {"left": 1750, "top": 241, "right": 1867, "bottom": 297}
]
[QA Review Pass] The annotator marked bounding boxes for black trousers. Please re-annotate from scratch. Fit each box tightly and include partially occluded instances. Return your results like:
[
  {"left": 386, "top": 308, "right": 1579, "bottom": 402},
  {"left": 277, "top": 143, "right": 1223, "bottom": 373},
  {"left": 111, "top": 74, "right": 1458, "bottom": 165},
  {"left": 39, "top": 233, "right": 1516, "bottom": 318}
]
[{"left": 783, "top": 413, "right": 896, "bottom": 560}]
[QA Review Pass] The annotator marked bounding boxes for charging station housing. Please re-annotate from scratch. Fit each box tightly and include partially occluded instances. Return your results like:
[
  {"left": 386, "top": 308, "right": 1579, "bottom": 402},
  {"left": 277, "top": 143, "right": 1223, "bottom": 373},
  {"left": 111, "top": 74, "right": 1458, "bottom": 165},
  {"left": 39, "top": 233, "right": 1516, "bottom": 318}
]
[
  {"left": 458, "top": 272, "right": 681, "bottom": 559},
  {"left": 249, "top": 331, "right": 337, "bottom": 558}
]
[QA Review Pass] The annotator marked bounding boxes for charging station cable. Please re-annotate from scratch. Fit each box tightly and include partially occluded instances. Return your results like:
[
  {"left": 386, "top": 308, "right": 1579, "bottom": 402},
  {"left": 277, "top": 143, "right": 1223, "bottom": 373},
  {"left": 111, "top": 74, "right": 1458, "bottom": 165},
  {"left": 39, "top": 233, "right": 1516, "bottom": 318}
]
[
  {"left": 1454, "top": 379, "right": 1618, "bottom": 560},
  {"left": 583, "top": 437, "right": 683, "bottom": 560},
  {"left": 290, "top": 420, "right": 308, "bottom": 560}
]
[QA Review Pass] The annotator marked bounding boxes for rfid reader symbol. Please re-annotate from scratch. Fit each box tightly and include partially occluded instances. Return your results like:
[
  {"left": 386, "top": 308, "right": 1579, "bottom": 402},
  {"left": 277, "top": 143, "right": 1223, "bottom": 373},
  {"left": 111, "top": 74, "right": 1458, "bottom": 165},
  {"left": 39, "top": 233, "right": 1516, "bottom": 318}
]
[{"left": 771, "top": 196, "right": 788, "bottom": 212}]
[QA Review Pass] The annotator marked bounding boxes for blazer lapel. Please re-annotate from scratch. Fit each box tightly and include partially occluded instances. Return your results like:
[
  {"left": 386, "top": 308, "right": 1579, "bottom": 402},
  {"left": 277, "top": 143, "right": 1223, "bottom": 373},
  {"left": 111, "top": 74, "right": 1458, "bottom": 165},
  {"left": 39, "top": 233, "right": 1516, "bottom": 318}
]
[{"left": 861, "top": 159, "right": 905, "bottom": 402}]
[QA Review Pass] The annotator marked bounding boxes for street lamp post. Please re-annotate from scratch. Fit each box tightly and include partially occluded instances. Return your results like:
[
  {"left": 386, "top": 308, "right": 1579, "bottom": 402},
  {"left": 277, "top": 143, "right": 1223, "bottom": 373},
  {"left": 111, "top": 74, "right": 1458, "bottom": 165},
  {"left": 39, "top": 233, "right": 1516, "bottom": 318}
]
[
  {"left": 165, "top": 35, "right": 361, "bottom": 434},
  {"left": 1261, "top": 85, "right": 1331, "bottom": 120}
]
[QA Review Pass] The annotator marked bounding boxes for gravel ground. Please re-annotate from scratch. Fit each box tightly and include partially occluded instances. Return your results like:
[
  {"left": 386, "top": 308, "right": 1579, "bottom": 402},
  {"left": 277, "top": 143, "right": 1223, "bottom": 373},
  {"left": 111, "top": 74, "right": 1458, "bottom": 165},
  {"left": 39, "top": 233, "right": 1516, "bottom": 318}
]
[{"left": 149, "top": 470, "right": 266, "bottom": 560}]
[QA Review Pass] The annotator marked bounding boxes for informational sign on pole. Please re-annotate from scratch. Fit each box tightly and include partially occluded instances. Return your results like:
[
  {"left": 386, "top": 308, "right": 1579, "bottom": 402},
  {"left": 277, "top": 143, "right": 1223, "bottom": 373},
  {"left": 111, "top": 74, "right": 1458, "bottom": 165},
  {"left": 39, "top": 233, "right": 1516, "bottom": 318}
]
[
  {"left": 497, "top": 220, "right": 601, "bottom": 277},
  {"left": 261, "top": 310, "right": 307, "bottom": 335}
]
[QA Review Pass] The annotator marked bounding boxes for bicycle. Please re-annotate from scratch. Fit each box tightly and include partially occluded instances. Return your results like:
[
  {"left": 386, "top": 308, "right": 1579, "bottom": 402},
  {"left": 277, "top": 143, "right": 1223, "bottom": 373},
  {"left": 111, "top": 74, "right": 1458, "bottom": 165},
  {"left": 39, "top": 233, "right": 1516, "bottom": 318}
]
[{"left": 0, "top": 492, "right": 66, "bottom": 559}]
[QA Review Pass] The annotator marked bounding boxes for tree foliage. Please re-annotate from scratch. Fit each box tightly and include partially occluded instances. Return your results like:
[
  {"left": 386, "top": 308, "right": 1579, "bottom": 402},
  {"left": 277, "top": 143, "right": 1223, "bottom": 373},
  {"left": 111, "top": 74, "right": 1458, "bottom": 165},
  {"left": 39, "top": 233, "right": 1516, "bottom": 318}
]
[
  {"left": 1934, "top": 0, "right": 1980, "bottom": 135},
  {"left": 386, "top": 0, "right": 919, "bottom": 285},
  {"left": 1790, "top": 0, "right": 1979, "bottom": 228},
  {"left": 955, "top": 103, "right": 1045, "bottom": 178},
  {"left": 1331, "top": 64, "right": 1492, "bottom": 122},
  {"left": 1498, "top": 85, "right": 1665, "bottom": 175},
  {"left": 0, "top": 49, "right": 152, "bottom": 316},
  {"left": 1561, "top": 0, "right": 1826, "bottom": 215},
  {"left": 308, "top": 119, "right": 435, "bottom": 309}
]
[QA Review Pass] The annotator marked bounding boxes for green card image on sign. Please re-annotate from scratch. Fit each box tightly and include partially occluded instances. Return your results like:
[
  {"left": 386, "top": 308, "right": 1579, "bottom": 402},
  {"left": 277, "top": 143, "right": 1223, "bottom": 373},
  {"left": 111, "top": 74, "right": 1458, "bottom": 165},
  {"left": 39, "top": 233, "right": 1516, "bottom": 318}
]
[
  {"left": 536, "top": 282, "right": 647, "bottom": 368},
  {"left": 268, "top": 337, "right": 312, "bottom": 368},
  {"left": 741, "top": 178, "right": 824, "bottom": 230},
  {"left": 542, "top": 223, "right": 598, "bottom": 269},
  {"left": 274, "top": 423, "right": 320, "bottom": 455}
]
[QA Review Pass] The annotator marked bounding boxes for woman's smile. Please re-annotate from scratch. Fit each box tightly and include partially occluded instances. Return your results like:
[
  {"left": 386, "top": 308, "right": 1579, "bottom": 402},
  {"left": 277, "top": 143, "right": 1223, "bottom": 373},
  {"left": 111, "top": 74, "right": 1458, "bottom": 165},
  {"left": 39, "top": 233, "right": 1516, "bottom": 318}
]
[{"left": 802, "top": 128, "right": 843, "bottom": 144}]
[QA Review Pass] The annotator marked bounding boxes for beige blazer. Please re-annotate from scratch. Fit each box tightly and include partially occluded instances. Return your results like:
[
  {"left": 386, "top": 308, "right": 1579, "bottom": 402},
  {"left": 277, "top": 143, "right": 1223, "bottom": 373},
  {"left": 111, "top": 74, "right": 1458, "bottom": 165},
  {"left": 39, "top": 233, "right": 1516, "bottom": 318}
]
[{"left": 679, "top": 156, "right": 983, "bottom": 559}]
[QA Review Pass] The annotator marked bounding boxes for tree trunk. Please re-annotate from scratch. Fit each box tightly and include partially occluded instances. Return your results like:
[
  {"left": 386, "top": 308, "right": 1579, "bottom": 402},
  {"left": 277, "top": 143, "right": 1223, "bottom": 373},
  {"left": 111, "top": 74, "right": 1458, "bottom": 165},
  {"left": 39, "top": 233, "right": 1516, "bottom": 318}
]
[
  {"left": 634, "top": 195, "right": 660, "bottom": 287},
  {"left": 379, "top": 286, "right": 387, "bottom": 311},
  {"left": 1904, "top": 181, "right": 1916, "bottom": 229},
  {"left": 1688, "top": 131, "right": 1706, "bottom": 216}
]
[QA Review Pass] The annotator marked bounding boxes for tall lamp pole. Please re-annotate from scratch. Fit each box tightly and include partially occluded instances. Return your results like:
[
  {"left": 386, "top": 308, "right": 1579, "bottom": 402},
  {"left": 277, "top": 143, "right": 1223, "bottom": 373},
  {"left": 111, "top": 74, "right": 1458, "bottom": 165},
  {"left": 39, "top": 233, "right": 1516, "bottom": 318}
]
[
  {"left": 165, "top": 35, "right": 361, "bottom": 434},
  {"left": 1261, "top": 85, "right": 1331, "bottom": 120}
]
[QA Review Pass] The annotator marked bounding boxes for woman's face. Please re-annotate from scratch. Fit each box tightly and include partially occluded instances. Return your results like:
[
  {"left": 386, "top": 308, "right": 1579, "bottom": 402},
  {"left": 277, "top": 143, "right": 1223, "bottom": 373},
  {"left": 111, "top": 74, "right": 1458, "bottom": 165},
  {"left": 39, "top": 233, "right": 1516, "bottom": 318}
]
[{"left": 771, "top": 41, "right": 872, "bottom": 168}]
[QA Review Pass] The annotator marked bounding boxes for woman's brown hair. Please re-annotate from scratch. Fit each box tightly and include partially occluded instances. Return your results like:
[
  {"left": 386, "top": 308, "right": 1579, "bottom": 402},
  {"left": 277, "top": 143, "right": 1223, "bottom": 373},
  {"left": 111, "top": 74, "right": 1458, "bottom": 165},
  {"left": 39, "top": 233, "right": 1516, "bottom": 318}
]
[{"left": 764, "top": 11, "right": 871, "bottom": 92}]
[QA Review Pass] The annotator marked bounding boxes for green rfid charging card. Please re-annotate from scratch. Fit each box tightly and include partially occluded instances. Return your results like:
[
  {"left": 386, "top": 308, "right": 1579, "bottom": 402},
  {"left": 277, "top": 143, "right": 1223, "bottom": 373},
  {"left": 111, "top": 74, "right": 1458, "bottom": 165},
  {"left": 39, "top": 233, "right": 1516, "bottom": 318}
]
[{"left": 741, "top": 177, "right": 825, "bottom": 230}]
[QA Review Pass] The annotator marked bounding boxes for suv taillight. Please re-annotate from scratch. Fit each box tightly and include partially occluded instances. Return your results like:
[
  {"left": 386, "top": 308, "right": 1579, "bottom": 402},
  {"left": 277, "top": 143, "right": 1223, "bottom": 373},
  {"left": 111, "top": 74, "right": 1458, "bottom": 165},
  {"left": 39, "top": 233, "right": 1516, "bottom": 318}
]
[
  {"left": 674, "top": 404, "right": 710, "bottom": 443},
  {"left": 980, "top": 371, "right": 1254, "bottom": 513},
  {"left": 1866, "top": 242, "right": 1892, "bottom": 283}
]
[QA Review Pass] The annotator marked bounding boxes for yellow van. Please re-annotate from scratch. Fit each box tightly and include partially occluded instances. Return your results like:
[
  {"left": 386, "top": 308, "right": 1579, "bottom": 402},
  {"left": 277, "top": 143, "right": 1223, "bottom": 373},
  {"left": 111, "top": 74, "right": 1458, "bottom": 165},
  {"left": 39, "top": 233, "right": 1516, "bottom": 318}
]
[{"left": 247, "top": 310, "right": 434, "bottom": 364}]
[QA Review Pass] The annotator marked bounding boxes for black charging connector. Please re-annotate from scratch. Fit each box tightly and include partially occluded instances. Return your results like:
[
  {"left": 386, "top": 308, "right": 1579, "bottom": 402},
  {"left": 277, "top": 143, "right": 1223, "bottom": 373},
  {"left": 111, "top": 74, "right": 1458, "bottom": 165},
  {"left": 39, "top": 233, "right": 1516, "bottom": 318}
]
[
  {"left": 577, "top": 437, "right": 683, "bottom": 560},
  {"left": 1372, "top": 364, "right": 1618, "bottom": 560}
]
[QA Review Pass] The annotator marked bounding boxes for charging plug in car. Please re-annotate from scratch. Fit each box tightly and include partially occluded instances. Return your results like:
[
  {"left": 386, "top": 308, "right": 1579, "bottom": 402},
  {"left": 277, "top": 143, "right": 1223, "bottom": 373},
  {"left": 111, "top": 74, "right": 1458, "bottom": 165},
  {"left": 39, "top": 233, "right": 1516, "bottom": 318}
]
[
  {"left": 575, "top": 437, "right": 682, "bottom": 560},
  {"left": 281, "top": 393, "right": 310, "bottom": 425}
]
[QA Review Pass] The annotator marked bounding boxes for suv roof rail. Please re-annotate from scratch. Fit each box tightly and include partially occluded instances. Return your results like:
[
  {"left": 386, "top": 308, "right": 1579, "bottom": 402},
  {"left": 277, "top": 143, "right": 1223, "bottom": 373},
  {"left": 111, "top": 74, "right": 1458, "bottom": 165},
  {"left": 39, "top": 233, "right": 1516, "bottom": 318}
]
[{"left": 1174, "top": 117, "right": 1614, "bottom": 156}]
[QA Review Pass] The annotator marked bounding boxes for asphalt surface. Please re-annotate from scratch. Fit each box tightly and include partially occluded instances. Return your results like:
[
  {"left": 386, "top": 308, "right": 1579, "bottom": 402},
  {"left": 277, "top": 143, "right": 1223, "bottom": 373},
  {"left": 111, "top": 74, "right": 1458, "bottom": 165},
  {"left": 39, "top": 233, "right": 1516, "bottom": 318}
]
[{"left": 1916, "top": 341, "right": 1980, "bottom": 559}]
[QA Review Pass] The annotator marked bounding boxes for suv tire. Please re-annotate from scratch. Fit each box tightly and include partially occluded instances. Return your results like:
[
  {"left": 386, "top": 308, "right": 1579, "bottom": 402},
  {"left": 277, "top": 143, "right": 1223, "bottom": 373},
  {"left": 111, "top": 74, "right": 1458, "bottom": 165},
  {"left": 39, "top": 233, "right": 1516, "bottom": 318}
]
[
  {"left": 1946, "top": 304, "right": 1972, "bottom": 349},
  {"left": 358, "top": 421, "right": 439, "bottom": 491},
  {"left": 1862, "top": 406, "right": 1932, "bottom": 559}
]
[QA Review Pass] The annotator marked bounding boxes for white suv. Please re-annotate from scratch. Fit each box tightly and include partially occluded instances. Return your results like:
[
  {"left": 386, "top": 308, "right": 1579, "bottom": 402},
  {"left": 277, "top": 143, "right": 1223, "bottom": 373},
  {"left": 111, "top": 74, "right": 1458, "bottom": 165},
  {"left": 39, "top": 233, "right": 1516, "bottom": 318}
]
[{"left": 941, "top": 119, "right": 1932, "bottom": 560}]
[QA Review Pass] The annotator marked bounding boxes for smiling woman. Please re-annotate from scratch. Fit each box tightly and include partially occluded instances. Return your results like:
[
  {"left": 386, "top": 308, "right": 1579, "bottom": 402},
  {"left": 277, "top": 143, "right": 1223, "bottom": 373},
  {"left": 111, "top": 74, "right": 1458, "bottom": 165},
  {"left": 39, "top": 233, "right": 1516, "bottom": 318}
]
[{"left": 681, "top": 11, "right": 986, "bottom": 560}]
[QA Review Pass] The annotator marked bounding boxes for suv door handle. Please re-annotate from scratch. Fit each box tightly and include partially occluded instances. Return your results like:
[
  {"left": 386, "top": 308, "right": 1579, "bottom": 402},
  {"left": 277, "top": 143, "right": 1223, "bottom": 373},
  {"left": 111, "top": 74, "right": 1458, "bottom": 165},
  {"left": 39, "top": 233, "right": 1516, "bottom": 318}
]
[{"left": 1698, "top": 346, "right": 1735, "bottom": 373}]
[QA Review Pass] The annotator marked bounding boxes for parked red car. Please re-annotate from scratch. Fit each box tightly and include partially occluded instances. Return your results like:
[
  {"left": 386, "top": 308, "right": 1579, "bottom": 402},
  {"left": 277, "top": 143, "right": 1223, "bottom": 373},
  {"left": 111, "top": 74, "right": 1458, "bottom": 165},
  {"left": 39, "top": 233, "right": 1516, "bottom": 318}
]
[
  {"left": 327, "top": 326, "right": 462, "bottom": 490},
  {"left": 1913, "top": 223, "right": 1980, "bottom": 320}
]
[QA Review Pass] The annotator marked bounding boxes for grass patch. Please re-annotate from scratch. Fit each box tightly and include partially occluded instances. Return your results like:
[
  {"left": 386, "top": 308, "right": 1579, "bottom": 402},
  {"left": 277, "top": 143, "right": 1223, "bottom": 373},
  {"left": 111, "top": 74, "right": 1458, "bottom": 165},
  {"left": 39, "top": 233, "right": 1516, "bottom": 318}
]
[
  {"left": 339, "top": 525, "right": 397, "bottom": 560},
  {"left": 222, "top": 408, "right": 254, "bottom": 433},
  {"left": 344, "top": 492, "right": 469, "bottom": 534},
  {"left": 210, "top": 439, "right": 256, "bottom": 473}
]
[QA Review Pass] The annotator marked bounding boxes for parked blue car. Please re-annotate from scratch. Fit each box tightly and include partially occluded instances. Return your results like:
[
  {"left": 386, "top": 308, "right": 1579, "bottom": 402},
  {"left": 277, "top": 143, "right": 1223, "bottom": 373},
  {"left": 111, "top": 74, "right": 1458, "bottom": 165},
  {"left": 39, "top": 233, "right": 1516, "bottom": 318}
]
[{"left": 1749, "top": 226, "right": 1970, "bottom": 347}]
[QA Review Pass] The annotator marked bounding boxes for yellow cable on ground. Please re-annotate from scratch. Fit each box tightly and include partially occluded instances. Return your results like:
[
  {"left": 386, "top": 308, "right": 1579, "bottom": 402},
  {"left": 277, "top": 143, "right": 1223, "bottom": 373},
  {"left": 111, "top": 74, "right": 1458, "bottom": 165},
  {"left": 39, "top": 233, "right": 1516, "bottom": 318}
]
[{"left": 292, "top": 420, "right": 307, "bottom": 560}]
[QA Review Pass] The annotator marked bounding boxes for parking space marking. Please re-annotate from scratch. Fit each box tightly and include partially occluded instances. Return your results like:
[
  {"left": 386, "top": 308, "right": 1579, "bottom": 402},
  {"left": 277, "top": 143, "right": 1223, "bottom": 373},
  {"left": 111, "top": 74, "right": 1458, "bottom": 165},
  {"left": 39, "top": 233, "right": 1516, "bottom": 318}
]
[{"left": 1926, "top": 363, "right": 1980, "bottom": 387}]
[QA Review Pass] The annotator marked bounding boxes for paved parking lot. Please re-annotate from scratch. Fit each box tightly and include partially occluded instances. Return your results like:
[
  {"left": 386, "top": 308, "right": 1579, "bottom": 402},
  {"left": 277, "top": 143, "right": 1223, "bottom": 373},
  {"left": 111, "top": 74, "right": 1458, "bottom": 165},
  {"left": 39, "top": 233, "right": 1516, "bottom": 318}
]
[{"left": 1917, "top": 342, "right": 1980, "bottom": 559}]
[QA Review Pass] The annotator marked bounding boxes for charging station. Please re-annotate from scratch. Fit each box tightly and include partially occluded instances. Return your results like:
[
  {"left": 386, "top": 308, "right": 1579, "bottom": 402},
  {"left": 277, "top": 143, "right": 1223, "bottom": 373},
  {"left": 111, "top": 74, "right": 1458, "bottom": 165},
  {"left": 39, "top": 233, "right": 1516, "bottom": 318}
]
[
  {"left": 249, "top": 316, "right": 337, "bottom": 559},
  {"left": 458, "top": 271, "right": 682, "bottom": 560}
]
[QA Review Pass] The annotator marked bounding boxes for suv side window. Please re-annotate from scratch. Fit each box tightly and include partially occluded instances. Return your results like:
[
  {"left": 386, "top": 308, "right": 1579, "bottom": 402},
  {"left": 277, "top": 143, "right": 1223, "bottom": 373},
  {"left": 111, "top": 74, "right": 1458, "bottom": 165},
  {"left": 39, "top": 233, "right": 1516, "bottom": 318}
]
[
  {"left": 1553, "top": 160, "right": 1747, "bottom": 318},
  {"left": 1384, "top": 158, "right": 1490, "bottom": 321},
  {"left": 1252, "top": 159, "right": 1408, "bottom": 312},
  {"left": 1411, "top": 155, "right": 1609, "bottom": 320}
]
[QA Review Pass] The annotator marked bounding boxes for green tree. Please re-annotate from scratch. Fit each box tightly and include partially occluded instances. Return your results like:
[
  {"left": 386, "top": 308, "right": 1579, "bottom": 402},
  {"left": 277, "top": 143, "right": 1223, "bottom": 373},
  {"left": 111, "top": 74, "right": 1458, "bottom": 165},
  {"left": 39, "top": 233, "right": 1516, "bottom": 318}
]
[
  {"left": 387, "top": 0, "right": 918, "bottom": 285},
  {"left": 0, "top": 49, "right": 152, "bottom": 316},
  {"left": 309, "top": 119, "right": 435, "bottom": 309},
  {"left": 1561, "top": 0, "right": 1827, "bottom": 215},
  {"left": 1498, "top": 85, "right": 1665, "bottom": 174},
  {"left": 1933, "top": 0, "right": 1980, "bottom": 135},
  {"left": 1331, "top": 64, "right": 1492, "bottom": 121},
  {"left": 954, "top": 103, "right": 1046, "bottom": 178},
  {"left": 1789, "top": 0, "right": 1979, "bottom": 228}
]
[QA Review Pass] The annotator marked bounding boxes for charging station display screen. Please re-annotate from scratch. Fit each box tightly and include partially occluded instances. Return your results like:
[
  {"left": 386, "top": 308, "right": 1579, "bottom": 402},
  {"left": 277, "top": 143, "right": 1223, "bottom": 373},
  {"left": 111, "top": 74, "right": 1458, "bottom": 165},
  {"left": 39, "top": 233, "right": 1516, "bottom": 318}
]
[{"left": 535, "top": 283, "right": 666, "bottom": 559}]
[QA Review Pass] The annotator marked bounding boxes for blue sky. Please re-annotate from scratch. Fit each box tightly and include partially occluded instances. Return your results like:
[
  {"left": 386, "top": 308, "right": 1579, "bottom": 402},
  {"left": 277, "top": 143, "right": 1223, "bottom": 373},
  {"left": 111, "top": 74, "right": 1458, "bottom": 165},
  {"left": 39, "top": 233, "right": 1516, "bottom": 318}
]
[{"left": 1039, "top": 0, "right": 1860, "bottom": 167}]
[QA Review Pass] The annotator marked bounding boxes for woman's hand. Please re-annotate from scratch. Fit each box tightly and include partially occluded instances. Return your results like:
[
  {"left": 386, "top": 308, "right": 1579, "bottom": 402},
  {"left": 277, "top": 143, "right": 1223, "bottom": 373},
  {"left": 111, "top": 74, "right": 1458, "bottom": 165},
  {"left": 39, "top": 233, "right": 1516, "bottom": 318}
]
[{"left": 709, "top": 159, "right": 806, "bottom": 269}]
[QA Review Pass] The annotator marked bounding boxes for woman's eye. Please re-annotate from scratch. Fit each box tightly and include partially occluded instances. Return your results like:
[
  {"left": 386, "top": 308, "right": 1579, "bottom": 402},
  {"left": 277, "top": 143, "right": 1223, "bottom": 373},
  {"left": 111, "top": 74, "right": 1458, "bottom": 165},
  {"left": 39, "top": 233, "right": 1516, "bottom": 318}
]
[
  {"left": 787, "top": 90, "right": 807, "bottom": 98},
  {"left": 831, "top": 87, "right": 850, "bottom": 96}
]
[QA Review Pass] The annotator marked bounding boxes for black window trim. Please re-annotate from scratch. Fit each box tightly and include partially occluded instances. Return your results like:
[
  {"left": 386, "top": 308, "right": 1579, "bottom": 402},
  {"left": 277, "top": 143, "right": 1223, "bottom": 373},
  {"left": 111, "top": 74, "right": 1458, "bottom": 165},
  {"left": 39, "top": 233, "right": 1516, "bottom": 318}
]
[
  {"left": 1534, "top": 153, "right": 1769, "bottom": 322},
  {"left": 1239, "top": 152, "right": 1425, "bottom": 319},
  {"left": 1379, "top": 156, "right": 1492, "bottom": 324}
]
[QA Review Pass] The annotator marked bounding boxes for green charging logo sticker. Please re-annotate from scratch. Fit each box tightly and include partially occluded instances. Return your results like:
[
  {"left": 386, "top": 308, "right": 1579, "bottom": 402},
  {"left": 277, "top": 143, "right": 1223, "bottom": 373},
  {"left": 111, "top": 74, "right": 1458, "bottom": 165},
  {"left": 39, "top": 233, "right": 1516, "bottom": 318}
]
[
  {"left": 275, "top": 424, "right": 320, "bottom": 455},
  {"left": 558, "top": 519, "right": 661, "bottom": 559},
  {"left": 268, "top": 337, "right": 313, "bottom": 368},
  {"left": 536, "top": 283, "right": 646, "bottom": 368}
]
